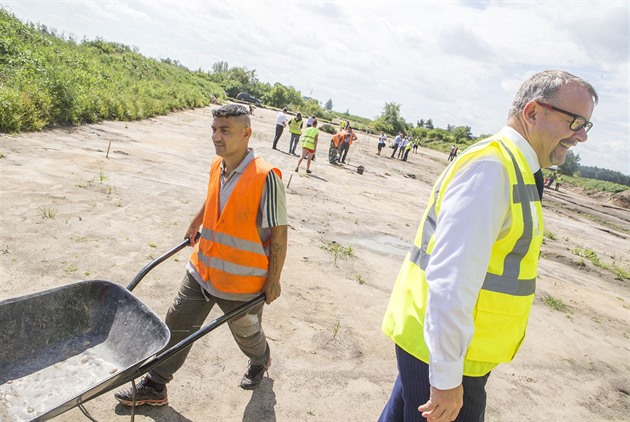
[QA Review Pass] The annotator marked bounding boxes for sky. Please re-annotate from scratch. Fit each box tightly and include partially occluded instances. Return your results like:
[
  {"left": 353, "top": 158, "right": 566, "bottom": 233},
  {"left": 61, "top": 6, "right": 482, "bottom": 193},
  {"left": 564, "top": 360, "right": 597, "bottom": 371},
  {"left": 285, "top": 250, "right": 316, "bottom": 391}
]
[{"left": 3, "top": 0, "right": 629, "bottom": 174}]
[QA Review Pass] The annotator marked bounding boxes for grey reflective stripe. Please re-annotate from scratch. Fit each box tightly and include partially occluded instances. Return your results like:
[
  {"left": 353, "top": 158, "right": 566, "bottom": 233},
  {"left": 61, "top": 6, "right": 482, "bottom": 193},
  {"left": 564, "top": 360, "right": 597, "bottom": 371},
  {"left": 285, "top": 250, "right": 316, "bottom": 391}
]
[
  {"left": 480, "top": 140, "right": 538, "bottom": 295},
  {"left": 408, "top": 165, "right": 450, "bottom": 268},
  {"left": 197, "top": 250, "right": 268, "bottom": 277},
  {"left": 482, "top": 273, "right": 536, "bottom": 296},
  {"left": 201, "top": 228, "right": 266, "bottom": 255},
  {"left": 408, "top": 137, "right": 539, "bottom": 297},
  {"left": 409, "top": 244, "right": 430, "bottom": 270}
]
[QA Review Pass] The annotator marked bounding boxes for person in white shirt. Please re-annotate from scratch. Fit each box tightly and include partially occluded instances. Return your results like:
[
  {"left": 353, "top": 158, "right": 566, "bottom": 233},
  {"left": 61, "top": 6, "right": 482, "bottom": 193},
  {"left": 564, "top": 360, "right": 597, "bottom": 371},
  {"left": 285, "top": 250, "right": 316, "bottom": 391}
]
[
  {"left": 379, "top": 70, "right": 598, "bottom": 422},
  {"left": 272, "top": 108, "right": 289, "bottom": 150}
]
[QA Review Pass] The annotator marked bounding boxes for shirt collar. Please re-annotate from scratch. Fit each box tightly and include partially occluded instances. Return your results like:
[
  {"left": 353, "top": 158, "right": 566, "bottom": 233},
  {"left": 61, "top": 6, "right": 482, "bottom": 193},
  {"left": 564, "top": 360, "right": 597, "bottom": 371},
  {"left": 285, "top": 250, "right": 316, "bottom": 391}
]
[
  {"left": 220, "top": 148, "right": 256, "bottom": 176},
  {"left": 500, "top": 126, "right": 541, "bottom": 173}
]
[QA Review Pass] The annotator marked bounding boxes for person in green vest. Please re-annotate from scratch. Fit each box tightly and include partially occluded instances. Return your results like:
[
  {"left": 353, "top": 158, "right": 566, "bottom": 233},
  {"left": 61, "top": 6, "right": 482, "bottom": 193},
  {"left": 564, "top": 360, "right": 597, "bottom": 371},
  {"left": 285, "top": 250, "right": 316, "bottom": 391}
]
[
  {"left": 295, "top": 120, "right": 319, "bottom": 174},
  {"left": 379, "top": 70, "right": 597, "bottom": 422},
  {"left": 288, "top": 112, "right": 303, "bottom": 156}
]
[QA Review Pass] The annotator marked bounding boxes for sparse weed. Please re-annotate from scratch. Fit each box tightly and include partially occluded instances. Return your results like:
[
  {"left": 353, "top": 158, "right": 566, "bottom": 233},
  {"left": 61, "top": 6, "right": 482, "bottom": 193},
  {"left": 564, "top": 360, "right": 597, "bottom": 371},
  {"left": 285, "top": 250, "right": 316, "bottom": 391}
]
[
  {"left": 542, "top": 295, "right": 568, "bottom": 312},
  {"left": 99, "top": 168, "right": 107, "bottom": 183},
  {"left": 543, "top": 230, "right": 557, "bottom": 240},
  {"left": 148, "top": 242, "right": 157, "bottom": 248},
  {"left": 355, "top": 273, "right": 365, "bottom": 285},
  {"left": 332, "top": 319, "right": 341, "bottom": 339},
  {"left": 38, "top": 205, "right": 57, "bottom": 219},
  {"left": 64, "top": 264, "right": 78, "bottom": 274},
  {"left": 573, "top": 246, "right": 630, "bottom": 281},
  {"left": 0, "top": 152, "right": 6, "bottom": 159},
  {"left": 321, "top": 241, "right": 355, "bottom": 267}
]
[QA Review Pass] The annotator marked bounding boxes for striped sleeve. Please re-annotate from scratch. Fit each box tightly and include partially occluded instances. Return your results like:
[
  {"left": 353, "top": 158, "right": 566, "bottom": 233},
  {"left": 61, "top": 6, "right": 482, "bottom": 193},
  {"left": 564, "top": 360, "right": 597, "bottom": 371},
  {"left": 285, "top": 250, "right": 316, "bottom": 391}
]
[{"left": 261, "top": 171, "right": 287, "bottom": 228}]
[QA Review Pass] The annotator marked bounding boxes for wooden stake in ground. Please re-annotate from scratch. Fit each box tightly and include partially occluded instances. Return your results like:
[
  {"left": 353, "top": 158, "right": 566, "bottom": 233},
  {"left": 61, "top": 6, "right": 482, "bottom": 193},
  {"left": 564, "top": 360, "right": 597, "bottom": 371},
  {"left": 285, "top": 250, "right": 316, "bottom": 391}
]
[
  {"left": 106, "top": 141, "right": 112, "bottom": 159},
  {"left": 287, "top": 174, "right": 293, "bottom": 189}
]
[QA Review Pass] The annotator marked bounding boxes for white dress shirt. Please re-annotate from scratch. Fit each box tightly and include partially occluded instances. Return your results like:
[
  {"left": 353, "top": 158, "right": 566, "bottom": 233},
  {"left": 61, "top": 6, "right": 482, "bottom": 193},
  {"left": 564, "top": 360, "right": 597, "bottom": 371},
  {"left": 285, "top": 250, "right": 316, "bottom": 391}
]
[{"left": 424, "top": 126, "right": 540, "bottom": 389}]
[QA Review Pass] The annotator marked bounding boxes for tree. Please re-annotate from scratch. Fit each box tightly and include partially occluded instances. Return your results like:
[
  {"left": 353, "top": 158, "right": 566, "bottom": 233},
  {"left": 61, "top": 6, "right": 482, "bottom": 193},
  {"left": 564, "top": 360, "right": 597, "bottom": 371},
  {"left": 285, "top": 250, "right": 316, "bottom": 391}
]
[
  {"left": 559, "top": 150, "right": 581, "bottom": 175},
  {"left": 373, "top": 102, "right": 408, "bottom": 135},
  {"left": 417, "top": 119, "right": 425, "bottom": 128},
  {"left": 425, "top": 119, "right": 434, "bottom": 129},
  {"left": 324, "top": 98, "right": 333, "bottom": 110}
]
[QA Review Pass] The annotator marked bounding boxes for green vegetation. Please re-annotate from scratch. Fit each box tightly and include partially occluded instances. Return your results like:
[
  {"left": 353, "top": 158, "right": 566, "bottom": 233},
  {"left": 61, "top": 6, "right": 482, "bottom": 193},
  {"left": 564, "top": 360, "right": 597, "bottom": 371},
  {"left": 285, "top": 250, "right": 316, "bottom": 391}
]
[
  {"left": 0, "top": 8, "right": 225, "bottom": 132},
  {"left": 572, "top": 246, "right": 630, "bottom": 281},
  {"left": 37, "top": 205, "right": 57, "bottom": 219},
  {"left": 332, "top": 319, "right": 341, "bottom": 339},
  {"left": 543, "top": 230, "right": 557, "bottom": 241},
  {"left": 542, "top": 295, "right": 568, "bottom": 312},
  {"left": 354, "top": 273, "right": 366, "bottom": 285},
  {"left": 321, "top": 241, "right": 355, "bottom": 267}
]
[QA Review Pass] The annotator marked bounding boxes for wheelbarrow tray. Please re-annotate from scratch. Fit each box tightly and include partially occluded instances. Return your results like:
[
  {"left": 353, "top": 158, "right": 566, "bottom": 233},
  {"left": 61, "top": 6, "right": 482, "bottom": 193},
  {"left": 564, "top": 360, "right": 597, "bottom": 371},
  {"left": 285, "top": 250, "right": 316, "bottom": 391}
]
[{"left": 0, "top": 279, "right": 170, "bottom": 421}]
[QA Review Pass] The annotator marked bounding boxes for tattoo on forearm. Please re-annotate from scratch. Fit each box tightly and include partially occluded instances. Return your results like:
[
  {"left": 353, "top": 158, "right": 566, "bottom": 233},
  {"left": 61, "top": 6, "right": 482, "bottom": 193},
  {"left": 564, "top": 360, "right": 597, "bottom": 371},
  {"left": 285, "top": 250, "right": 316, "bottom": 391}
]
[{"left": 270, "top": 242, "right": 282, "bottom": 276}]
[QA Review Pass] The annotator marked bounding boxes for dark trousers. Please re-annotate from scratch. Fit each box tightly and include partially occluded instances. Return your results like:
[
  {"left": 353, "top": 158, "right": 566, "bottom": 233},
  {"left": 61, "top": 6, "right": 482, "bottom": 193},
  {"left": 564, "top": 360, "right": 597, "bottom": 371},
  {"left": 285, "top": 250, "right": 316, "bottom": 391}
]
[
  {"left": 339, "top": 142, "right": 350, "bottom": 162},
  {"left": 273, "top": 124, "right": 284, "bottom": 148},
  {"left": 391, "top": 145, "right": 399, "bottom": 158},
  {"left": 379, "top": 345, "right": 489, "bottom": 422},
  {"left": 402, "top": 149, "right": 410, "bottom": 161}
]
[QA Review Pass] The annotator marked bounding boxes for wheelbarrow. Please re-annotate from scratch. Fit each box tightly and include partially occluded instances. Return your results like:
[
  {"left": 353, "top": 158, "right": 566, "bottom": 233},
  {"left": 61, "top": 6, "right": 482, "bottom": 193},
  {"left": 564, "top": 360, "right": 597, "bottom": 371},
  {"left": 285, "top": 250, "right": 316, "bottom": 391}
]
[{"left": 0, "top": 238, "right": 265, "bottom": 421}]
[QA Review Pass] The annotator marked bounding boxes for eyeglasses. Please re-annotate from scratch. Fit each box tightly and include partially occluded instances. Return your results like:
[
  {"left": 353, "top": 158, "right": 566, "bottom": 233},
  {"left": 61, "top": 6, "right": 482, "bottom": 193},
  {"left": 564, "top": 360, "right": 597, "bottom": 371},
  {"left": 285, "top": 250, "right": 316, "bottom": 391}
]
[{"left": 536, "top": 101, "right": 593, "bottom": 133}]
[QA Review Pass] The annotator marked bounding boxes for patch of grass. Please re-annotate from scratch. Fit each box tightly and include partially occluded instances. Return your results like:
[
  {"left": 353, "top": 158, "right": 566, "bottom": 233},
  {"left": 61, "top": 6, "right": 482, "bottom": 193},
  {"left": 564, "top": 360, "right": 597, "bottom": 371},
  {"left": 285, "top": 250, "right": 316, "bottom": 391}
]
[
  {"left": 542, "top": 295, "right": 568, "bottom": 312},
  {"left": 148, "top": 242, "right": 157, "bottom": 248},
  {"left": 64, "top": 264, "right": 78, "bottom": 274},
  {"left": 98, "top": 168, "right": 107, "bottom": 183},
  {"left": 354, "top": 273, "right": 365, "bottom": 285},
  {"left": 572, "top": 246, "right": 630, "bottom": 281},
  {"left": 75, "top": 236, "right": 87, "bottom": 242},
  {"left": 543, "top": 230, "right": 557, "bottom": 240},
  {"left": 0, "top": 152, "right": 5, "bottom": 159},
  {"left": 38, "top": 205, "right": 57, "bottom": 219},
  {"left": 321, "top": 241, "right": 355, "bottom": 267}
]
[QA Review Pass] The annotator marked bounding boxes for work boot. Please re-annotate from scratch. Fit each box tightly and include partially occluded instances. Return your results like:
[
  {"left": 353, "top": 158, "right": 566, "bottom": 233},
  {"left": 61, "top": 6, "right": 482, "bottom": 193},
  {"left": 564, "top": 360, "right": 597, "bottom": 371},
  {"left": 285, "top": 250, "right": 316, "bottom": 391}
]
[
  {"left": 240, "top": 358, "right": 271, "bottom": 390},
  {"left": 114, "top": 377, "right": 168, "bottom": 407}
]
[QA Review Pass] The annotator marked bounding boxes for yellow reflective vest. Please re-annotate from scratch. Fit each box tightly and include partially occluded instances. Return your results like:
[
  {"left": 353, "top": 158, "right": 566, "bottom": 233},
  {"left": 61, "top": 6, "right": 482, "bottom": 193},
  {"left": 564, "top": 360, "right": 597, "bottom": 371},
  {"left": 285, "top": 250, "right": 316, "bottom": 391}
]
[
  {"left": 301, "top": 127, "right": 319, "bottom": 150},
  {"left": 288, "top": 118, "right": 303, "bottom": 135},
  {"left": 382, "top": 135, "right": 544, "bottom": 376}
]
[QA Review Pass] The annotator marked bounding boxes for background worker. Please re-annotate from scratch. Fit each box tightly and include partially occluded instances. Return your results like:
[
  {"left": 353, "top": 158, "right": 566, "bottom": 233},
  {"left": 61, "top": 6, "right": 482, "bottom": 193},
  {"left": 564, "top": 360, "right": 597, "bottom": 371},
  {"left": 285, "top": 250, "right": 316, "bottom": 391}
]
[
  {"left": 272, "top": 107, "right": 289, "bottom": 150},
  {"left": 379, "top": 70, "right": 597, "bottom": 422},
  {"left": 295, "top": 120, "right": 319, "bottom": 174},
  {"left": 390, "top": 132, "right": 403, "bottom": 158},
  {"left": 115, "top": 104, "right": 288, "bottom": 407},
  {"left": 337, "top": 126, "right": 358, "bottom": 164},
  {"left": 288, "top": 112, "right": 303, "bottom": 156}
]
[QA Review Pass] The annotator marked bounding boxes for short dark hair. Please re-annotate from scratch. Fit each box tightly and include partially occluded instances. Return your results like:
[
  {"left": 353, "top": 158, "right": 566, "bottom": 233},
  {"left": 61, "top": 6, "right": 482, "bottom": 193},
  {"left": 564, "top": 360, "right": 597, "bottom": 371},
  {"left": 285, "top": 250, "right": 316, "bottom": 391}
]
[{"left": 212, "top": 104, "right": 251, "bottom": 126}]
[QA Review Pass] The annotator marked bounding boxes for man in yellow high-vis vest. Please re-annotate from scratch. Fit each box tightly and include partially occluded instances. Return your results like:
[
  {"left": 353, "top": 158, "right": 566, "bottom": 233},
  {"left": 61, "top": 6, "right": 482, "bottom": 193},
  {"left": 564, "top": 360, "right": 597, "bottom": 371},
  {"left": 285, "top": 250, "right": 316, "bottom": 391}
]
[{"left": 379, "top": 70, "right": 598, "bottom": 422}]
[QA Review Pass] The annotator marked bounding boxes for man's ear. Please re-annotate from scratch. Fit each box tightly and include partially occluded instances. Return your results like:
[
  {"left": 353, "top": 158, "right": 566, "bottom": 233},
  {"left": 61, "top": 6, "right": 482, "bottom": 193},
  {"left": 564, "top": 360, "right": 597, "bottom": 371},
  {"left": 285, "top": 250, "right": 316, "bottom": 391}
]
[
  {"left": 243, "top": 127, "right": 252, "bottom": 140},
  {"left": 522, "top": 101, "right": 538, "bottom": 128}
]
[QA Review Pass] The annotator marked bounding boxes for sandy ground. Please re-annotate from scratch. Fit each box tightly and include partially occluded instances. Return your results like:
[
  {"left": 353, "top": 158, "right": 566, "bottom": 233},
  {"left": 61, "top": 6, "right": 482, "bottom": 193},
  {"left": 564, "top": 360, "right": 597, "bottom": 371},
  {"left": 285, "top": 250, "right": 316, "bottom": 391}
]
[{"left": 1, "top": 105, "right": 629, "bottom": 422}]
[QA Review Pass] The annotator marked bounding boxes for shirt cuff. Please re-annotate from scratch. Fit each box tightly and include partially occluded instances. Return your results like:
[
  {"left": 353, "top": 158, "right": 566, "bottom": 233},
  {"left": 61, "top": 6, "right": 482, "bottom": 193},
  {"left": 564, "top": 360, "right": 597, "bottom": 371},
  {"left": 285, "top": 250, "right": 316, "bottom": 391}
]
[{"left": 429, "top": 358, "right": 464, "bottom": 390}]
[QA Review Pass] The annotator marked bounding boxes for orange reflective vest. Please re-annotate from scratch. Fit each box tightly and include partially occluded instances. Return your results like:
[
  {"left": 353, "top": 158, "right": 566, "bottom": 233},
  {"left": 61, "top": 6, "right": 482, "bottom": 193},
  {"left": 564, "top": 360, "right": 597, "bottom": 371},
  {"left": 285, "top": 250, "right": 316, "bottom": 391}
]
[
  {"left": 332, "top": 130, "right": 356, "bottom": 148},
  {"left": 189, "top": 156, "right": 282, "bottom": 294}
]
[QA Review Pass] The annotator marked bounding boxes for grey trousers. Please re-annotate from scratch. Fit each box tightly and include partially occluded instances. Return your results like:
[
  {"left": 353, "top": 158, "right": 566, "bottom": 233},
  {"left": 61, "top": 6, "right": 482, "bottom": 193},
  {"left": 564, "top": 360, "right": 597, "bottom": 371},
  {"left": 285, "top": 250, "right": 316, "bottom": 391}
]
[{"left": 148, "top": 271, "right": 270, "bottom": 384}]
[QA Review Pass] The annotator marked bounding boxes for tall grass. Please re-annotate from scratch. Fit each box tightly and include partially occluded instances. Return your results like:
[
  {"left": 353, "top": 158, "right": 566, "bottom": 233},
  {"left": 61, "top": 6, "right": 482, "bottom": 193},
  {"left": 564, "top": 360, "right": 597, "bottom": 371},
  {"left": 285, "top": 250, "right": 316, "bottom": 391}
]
[{"left": 0, "top": 9, "right": 225, "bottom": 133}]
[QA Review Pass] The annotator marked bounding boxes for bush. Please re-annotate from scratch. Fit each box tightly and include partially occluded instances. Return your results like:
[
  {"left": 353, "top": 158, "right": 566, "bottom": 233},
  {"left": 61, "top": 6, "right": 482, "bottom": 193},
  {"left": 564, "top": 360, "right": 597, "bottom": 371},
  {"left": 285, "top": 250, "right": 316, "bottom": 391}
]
[{"left": 319, "top": 123, "right": 336, "bottom": 134}]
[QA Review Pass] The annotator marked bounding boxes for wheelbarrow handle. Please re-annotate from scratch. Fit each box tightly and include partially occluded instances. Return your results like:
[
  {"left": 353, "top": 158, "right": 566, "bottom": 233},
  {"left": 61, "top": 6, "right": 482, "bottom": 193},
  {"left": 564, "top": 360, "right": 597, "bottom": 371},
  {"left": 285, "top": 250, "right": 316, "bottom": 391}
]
[
  {"left": 130, "top": 293, "right": 266, "bottom": 381},
  {"left": 126, "top": 232, "right": 200, "bottom": 292}
]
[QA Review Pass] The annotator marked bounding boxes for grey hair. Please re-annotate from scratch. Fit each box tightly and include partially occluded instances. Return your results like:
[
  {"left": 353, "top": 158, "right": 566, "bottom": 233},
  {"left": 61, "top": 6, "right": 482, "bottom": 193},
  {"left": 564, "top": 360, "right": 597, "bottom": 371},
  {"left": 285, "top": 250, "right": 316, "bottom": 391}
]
[
  {"left": 212, "top": 104, "right": 251, "bottom": 126},
  {"left": 508, "top": 70, "right": 598, "bottom": 118}
]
